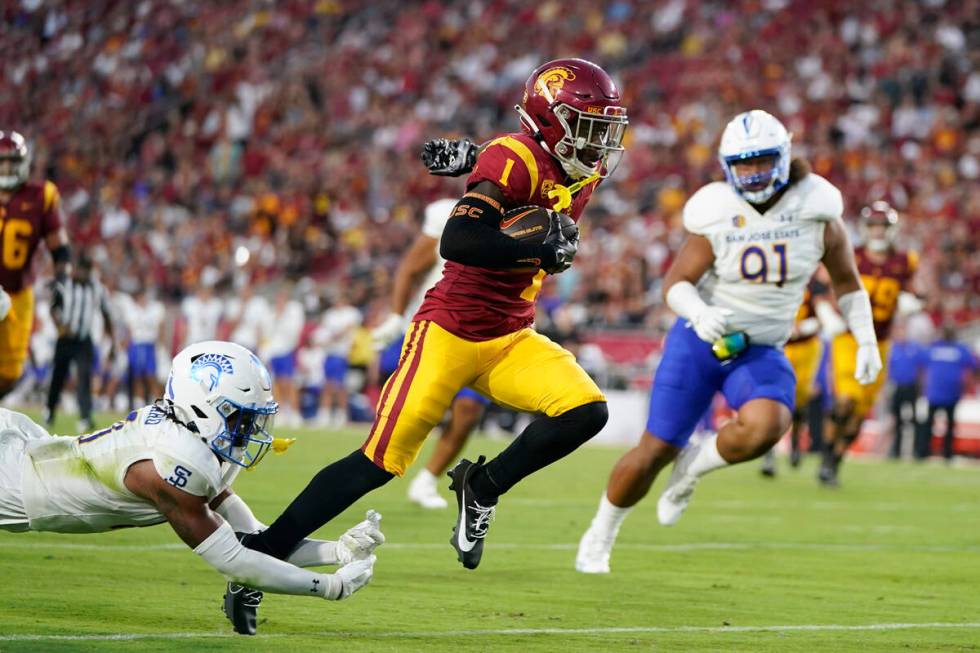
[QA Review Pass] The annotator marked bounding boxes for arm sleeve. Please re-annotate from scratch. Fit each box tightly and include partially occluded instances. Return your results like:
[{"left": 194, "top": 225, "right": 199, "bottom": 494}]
[
  {"left": 194, "top": 522, "right": 342, "bottom": 598},
  {"left": 439, "top": 193, "right": 556, "bottom": 269},
  {"left": 837, "top": 289, "right": 877, "bottom": 346},
  {"left": 213, "top": 493, "right": 266, "bottom": 534}
]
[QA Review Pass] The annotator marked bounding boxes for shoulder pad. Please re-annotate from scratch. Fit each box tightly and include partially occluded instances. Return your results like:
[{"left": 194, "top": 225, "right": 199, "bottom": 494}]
[
  {"left": 151, "top": 425, "right": 223, "bottom": 499},
  {"left": 682, "top": 182, "right": 733, "bottom": 234},
  {"left": 467, "top": 135, "right": 542, "bottom": 205},
  {"left": 794, "top": 174, "right": 843, "bottom": 222},
  {"left": 43, "top": 180, "right": 61, "bottom": 213},
  {"left": 906, "top": 250, "right": 919, "bottom": 274}
]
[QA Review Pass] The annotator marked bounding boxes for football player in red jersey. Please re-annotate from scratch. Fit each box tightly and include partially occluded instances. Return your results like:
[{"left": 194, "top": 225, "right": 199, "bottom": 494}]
[
  {"left": 0, "top": 131, "right": 71, "bottom": 399},
  {"left": 818, "top": 201, "right": 920, "bottom": 486},
  {"left": 240, "top": 59, "right": 627, "bottom": 572}
]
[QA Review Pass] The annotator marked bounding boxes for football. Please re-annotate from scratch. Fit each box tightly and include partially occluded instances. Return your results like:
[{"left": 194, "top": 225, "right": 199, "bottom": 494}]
[{"left": 499, "top": 205, "right": 578, "bottom": 244}]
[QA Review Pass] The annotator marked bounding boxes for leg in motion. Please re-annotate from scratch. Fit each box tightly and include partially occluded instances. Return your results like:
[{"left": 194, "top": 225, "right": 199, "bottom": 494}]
[{"left": 407, "top": 392, "right": 485, "bottom": 510}]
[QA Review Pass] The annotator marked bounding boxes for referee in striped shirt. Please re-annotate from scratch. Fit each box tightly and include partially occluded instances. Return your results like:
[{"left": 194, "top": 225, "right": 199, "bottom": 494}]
[{"left": 46, "top": 255, "right": 115, "bottom": 431}]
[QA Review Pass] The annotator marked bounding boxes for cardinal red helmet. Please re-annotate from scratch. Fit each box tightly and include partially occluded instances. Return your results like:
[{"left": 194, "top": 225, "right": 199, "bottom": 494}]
[
  {"left": 517, "top": 58, "right": 627, "bottom": 180},
  {"left": 0, "top": 131, "right": 30, "bottom": 191},
  {"left": 860, "top": 200, "right": 899, "bottom": 253}
]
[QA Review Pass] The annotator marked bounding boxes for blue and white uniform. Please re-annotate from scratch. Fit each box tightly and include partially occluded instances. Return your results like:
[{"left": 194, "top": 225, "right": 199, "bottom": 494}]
[
  {"left": 0, "top": 405, "right": 236, "bottom": 533},
  {"left": 648, "top": 173, "right": 843, "bottom": 447}
]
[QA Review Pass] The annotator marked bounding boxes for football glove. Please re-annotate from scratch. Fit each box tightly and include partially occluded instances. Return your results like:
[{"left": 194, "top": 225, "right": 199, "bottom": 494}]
[
  {"left": 0, "top": 287, "right": 11, "bottom": 321},
  {"left": 854, "top": 343, "right": 883, "bottom": 385},
  {"left": 541, "top": 212, "right": 578, "bottom": 275},
  {"left": 421, "top": 138, "right": 478, "bottom": 177},
  {"left": 337, "top": 510, "right": 385, "bottom": 564},
  {"left": 371, "top": 313, "right": 406, "bottom": 351},
  {"left": 690, "top": 305, "right": 735, "bottom": 343},
  {"left": 334, "top": 555, "right": 376, "bottom": 600}
]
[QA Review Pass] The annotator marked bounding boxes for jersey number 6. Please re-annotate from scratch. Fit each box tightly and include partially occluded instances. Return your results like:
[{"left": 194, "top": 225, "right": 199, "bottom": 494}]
[{"left": 740, "top": 243, "right": 788, "bottom": 287}]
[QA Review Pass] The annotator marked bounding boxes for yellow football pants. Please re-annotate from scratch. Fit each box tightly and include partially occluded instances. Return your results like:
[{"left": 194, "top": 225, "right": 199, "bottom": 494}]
[
  {"left": 831, "top": 332, "right": 891, "bottom": 418},
  {"left": 784, "top": 336, "right": 822, "bottom": 410},
  {"left": 362, "top": 320, "right": 605, "bottom": 475},
  {"left": 0, "top": 288, "right": 34, "bottom": 380}
]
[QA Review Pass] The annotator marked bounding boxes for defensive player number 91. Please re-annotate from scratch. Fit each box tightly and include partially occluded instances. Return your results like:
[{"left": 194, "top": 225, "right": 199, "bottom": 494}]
[{"left": 740, "top": 243, "right": 787, "bottom": 287}]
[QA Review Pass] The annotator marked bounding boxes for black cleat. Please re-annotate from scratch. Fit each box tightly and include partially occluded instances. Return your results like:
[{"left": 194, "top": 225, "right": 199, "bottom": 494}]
[
  {"left": 759, "top": 465, "right": 776, "bottom": 478},
  {"left": 223, "top": 582, "right": 263, "bottom": 635},
  {"left": 817, "top": 464, "right": 840, "bottom": 488},
  {"left": 448, "top": 456, "right": 496, "bottom": 570},
  {"left": 789, "top": 447, "right": 802, "bottom": 468}
]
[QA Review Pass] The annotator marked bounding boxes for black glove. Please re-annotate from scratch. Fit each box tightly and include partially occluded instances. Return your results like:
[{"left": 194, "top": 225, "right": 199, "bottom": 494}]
[
  {"left": 540, "top": 212, "right": 578, "bottom": 274},
  {"left": 421, "top": 138, "right": 478, "bottom": 176}
]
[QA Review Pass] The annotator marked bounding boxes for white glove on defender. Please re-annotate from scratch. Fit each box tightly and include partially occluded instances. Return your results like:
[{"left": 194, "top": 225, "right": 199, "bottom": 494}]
[
  {"left": 335, "top": 555, "right": 376, "bottom": 600},
  {"left": 372, "top": 313, "right": 405, "bottom": 350},
  {"left": 690, "top": 305, "right": 734, "bottom": 343},
  {"left": 0, "top": 287, "right": 11, "bottom": 321},
  {"left": 337, "top": 510, "right": 385, "bottom": 564},
  {"left": 665, "top": 281, "right": 733, "bottom": 343},
  {"left": 855, "top": 344, "right": 883, "bottom": 385}
]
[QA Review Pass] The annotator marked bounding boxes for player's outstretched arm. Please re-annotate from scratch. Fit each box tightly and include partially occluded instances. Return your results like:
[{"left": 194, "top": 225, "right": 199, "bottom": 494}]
[
  {"left": 822, "top": 218, "right": 881, "bottom": 384},
  {"left": 125, "top": 461, "right": 375, "bottom": 600},
  {"left": 662, "top": 233, "right": 732, "bottom": 342}
]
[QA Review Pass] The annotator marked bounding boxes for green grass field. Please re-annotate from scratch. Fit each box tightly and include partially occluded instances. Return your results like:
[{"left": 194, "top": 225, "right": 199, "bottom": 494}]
[{"left": 1, "top": 415, "right": 978, "bottom": 652}]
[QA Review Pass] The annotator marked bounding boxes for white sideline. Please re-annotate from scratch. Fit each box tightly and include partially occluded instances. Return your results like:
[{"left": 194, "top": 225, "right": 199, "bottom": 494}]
[
  {"left": 1, "top": 540, "right": 978, "bottom": 553},
  {"left": 2, "top": 622, "right": 980, "bottom": 642}
]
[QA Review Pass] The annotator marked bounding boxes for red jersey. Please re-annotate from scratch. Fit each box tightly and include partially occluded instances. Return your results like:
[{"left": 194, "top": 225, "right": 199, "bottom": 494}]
[
  {"left": 787, "top": 278, "right": 828, "bottom": 344},
  {"left": 0, "top": 180, "right": 63, "bottom": 293},
  {"left": 415, "top": 132, "right": 598, "bottom": 340},
  {"left": 855, "top": 246, "right": 917, "bottom": 341}
]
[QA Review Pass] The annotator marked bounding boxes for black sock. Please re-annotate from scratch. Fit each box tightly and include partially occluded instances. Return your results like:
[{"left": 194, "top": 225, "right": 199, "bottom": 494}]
[
  {"left": 469, "top": 401, "right": 608, "bottom": 501},
  {"left": 244, "top": 449, "right": 393, "bottom": 559}
]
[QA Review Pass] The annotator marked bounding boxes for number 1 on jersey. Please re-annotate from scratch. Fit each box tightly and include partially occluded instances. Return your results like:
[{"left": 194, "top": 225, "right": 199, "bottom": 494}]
[
  {"left": 740, "top": 242, "right": 788, "bottom": 287},
  {"left": 498, "top": 159, "right": 515, "bottom": 187}
]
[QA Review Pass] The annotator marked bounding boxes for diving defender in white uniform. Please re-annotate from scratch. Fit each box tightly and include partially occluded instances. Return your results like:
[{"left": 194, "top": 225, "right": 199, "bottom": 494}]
[
  {"left": 576, "top": 110, "right": 881, "bottom": 573},
  {"left": 0, "top": 341, "right": 383, "bottom": 631}
]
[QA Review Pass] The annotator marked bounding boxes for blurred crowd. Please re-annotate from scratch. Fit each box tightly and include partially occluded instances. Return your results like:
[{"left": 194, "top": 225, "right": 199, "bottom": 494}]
[{"left": 1, "top": 0, "right": 977, "bottom": 352}]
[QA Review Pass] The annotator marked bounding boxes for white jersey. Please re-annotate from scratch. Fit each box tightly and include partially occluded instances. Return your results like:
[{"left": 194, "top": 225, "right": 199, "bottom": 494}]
[
  {"left": 316, "top": 306, "right": 362, "bottom": 357},
  {"left": 406, "top": 198, "right": 456, "bottom": 319},
  {"left": 227, "top": 295, "right": 270, "bottom": 352},
  {"left": 122, "top": 296, "right": 166, "bottom": 344},
  {"left": 263, "top": 300, "right": 305, "bottom": 358},
  {"left": 182, "top": 295, "right": 224, "bottom": 345},
  {"left": 15, "top": 405, "right": 233, "bottom": 533},
  {"left": 684, "top": 174, "right": 843, "bottom": 346}
]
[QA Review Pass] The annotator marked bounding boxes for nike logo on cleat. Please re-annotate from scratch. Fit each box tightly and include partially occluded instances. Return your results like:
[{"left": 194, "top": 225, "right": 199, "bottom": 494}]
[{"left": 456, "top": 485, "right": 478, "bottom": 552}]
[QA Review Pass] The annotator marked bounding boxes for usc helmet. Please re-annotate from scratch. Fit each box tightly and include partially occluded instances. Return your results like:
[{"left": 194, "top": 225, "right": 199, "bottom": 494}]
[
  {"left": 0, "top": 131, "right": 30, "bottom": 191},
  {"left": 517, "top": 58, "right": 628, "bottom": 180},
  {"left": 860, "top": 200, "right": 899, "bottom": 253}
]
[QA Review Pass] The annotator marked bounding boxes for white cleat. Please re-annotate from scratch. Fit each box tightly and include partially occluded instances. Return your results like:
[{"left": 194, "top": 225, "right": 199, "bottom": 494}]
[
  {"left": 575, "top": 525, "right": 614, "bottom": 574},
  {"left": 407, "top": 471, "right": 448, "bottom": 509},
  {"left": 657, "top": 440, "right": 703, "bottom": 526}
]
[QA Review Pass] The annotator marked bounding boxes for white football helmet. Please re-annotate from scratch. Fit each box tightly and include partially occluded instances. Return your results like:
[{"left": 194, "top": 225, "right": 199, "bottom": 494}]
[
  {"left": 165, "top": 341, "right": 278, "bottom": 469},
  {"left": 718, "top": 110, "right": 791, "bottom": 204}
]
